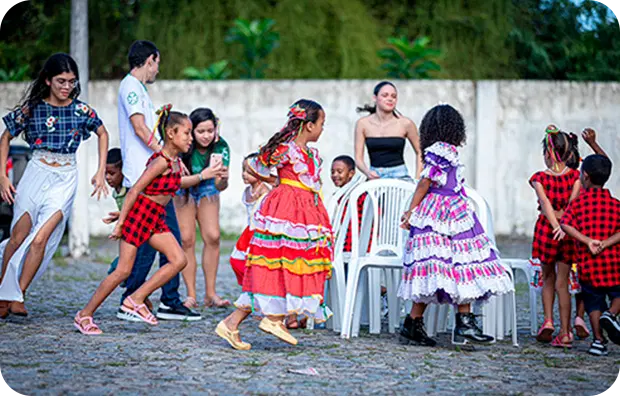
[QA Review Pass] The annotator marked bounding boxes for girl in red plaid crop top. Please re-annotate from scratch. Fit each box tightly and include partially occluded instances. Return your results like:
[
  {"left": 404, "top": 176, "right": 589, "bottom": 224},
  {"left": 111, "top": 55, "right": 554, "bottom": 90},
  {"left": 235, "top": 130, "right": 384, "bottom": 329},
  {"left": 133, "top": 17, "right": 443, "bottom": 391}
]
[
  {"left": 143, "top": 151, "right": 182, "bottom": 196},
  {"left": 529, "top": 125, "right": 581, "bottom": 348},
  {"left": 76, "top": 106, "right": 212, "bottom": 335}
]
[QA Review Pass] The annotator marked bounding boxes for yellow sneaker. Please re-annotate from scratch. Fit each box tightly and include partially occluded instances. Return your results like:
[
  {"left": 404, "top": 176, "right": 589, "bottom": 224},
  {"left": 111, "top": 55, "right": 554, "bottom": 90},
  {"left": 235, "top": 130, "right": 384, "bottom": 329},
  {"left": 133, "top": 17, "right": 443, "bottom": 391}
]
[
  {"left": 258, "top": 317, "right": 298, "bottom": 345},
  {"left": 215, "top": 321, "right": 251, "bottom": 350}
]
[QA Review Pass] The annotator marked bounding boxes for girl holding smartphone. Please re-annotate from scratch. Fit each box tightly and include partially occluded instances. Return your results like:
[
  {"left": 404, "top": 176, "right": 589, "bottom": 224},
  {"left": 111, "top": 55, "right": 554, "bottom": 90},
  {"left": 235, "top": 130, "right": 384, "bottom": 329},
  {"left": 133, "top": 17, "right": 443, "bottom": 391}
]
[{"left": 174, "top": 107, "right": 230, "bottom": 308}]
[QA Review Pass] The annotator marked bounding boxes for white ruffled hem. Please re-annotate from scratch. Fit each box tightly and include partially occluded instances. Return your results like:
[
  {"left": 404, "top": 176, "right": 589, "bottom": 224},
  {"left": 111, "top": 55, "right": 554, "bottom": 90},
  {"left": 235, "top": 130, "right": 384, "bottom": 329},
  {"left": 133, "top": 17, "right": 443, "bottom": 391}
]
[
  {"left": 408, "top": 212, "right": 475, "bottom": 235},
  {"left": 253, "top": 213, "right": 333, "bottom": 240},
  {"left": 397, "top": 273, "right": 514, "bottom": 305},
  {"left": 235, "top": 292, "right": 333, "bottom": 322},
  {"left": 425, "top": 142, "right": 460, "bottom": 166},
  {"left": 404, "top": 232, "right": 498, "bottom": 263}
]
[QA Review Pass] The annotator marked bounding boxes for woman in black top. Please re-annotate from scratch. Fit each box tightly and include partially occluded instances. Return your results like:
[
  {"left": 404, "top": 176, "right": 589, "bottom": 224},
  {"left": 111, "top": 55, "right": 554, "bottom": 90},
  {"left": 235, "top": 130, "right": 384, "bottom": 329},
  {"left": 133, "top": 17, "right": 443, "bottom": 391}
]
[{"left": 354, "top": 81, "right": 422, "bottom": 181}]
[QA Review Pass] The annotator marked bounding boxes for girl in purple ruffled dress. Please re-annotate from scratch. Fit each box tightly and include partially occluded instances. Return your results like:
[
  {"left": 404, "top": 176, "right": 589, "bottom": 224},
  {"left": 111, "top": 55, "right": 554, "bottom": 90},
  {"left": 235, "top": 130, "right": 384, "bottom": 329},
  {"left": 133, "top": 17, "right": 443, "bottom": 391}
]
[{"left": 398, "top": 104, "right": 514, "bottom": 346}]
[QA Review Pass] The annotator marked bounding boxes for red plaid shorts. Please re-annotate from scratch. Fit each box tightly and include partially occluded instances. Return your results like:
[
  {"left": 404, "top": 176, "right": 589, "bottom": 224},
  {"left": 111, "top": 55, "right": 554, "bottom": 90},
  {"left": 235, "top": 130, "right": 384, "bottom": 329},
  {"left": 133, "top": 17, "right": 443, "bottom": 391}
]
[
  {"left": 121, "top": 194, "right": 169, "bottom": 247},
  {"left": 532, "top": 214, "right": 576, "bottom": 266}
]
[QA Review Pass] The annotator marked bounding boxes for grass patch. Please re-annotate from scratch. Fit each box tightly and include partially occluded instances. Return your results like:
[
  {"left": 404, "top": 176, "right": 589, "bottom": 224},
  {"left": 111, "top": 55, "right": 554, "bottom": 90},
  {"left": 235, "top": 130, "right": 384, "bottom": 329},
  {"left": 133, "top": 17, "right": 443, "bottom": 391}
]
[
  {"left": 6, "top": 362, "right": 40, "bottom": 368},
  {"left": 93, "top": 254, "right": 116, "bottom": 264},
  {"left": 52, "top": 274, "right": 88, "bottom": 282},
  {"left": 242, "top": 360, "right": 268, "bottom": 367},
  {"left": 53, "top": 257, "right": 69, "bottom": 268},
  {"left": 568, "top": 376, "right": 587, "bottom": 382},
  {"left": 104, "top": 361, "right": 127, "bottom": 367},
  {"left": 543, "top": 356, "right": 558, "bottom": 368}
]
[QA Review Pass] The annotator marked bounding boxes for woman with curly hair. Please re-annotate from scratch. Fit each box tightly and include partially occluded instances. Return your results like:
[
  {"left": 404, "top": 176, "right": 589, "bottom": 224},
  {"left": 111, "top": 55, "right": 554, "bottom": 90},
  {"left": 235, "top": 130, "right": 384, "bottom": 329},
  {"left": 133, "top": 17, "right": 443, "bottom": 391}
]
[{"left": 398, "top": 104, "right": 513, "bottom": 347}]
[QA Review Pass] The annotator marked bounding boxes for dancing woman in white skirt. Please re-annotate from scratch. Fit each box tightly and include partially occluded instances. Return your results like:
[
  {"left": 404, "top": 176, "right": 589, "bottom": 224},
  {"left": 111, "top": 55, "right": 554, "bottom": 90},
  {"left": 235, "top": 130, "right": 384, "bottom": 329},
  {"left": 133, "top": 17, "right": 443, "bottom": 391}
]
[{"left": 0, "top": 53, "right": 109, "bottom": 317}]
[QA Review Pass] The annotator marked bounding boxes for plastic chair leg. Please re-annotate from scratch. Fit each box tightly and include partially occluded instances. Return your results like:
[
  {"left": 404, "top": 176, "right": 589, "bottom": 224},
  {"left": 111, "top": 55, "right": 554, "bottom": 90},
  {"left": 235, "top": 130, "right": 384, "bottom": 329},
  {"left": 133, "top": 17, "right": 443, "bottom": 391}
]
[
  {"left": 352, "top": 269, "right": 368, "bottom": 337},
  {"left": 368, "top": 268, "right": 382, "bottom": 334}
]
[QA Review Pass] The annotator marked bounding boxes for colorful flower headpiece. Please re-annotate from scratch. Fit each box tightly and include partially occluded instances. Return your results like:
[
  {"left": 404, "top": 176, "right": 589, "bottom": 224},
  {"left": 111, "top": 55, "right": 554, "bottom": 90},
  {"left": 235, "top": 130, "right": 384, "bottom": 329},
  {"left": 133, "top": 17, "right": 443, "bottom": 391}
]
[
  {"left": 544, "top": 124, "right": 562, "bottom": 170},
  {"left": 287, "top": 104, "right": 307, "bottom": 121},
  {"left": 149, "top": 103, "right": 173, "bottom": 146}
]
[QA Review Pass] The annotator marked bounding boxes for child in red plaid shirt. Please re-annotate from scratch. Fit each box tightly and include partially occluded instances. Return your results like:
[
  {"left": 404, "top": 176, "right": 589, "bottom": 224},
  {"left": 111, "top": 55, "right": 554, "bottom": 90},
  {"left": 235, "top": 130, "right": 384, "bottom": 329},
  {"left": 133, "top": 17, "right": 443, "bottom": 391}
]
[
  {"left": 74, "top": 106, "right": 220, "bottom": 335},
  {"left": 529, "top": 125, "right": 581, "bottom": 347},
  {"left": 562, "top": 154, "right": 620, "bottom": 356}
]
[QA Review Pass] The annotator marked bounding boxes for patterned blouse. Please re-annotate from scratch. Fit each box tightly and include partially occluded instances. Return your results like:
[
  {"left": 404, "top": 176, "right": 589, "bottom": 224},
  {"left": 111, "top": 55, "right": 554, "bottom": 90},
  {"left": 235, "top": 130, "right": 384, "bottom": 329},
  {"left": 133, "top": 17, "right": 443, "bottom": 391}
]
[{"left": 2, "top": 99, "right": 103, "bottom": 154}]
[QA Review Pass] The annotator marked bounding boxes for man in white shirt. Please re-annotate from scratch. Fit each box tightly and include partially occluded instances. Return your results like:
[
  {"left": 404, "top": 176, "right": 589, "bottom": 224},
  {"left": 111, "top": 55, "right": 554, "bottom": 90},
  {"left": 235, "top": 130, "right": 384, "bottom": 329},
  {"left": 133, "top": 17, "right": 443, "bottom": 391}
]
[{"left": 115, "top": 40, "right": 200, "bottom": 321}]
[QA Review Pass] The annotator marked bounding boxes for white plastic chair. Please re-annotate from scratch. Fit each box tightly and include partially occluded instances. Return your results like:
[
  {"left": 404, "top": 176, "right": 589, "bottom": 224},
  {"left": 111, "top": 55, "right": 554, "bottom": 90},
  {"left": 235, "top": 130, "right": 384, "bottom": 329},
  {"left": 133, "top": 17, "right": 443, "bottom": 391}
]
[
  {"left": 325, "top": 173, "right": 365, "bottom": 332},
  {"left": 340, "top": 179, "right": 416, "bottom": 339}
]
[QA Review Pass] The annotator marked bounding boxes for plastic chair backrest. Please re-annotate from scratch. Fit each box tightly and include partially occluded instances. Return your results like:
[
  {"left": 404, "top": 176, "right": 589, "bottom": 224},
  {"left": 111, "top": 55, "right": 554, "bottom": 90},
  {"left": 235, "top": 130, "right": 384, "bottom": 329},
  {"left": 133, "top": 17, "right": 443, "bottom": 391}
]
[
  {"left": 464, "top": 185, "right": 498, "bottom": 248},
  {"left": 348, "top": 179, "right": 417, "bottom": 258}
]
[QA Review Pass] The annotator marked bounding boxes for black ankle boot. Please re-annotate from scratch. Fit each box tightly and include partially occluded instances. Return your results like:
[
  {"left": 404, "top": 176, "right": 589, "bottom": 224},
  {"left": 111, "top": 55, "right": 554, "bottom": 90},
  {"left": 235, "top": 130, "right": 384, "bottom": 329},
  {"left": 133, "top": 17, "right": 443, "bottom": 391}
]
[
  {"left": 400, "top": 315, "right": 437, "bottom": 347},
  {"left": 452, "top": 313, "right": 494, "bottom": 345}
]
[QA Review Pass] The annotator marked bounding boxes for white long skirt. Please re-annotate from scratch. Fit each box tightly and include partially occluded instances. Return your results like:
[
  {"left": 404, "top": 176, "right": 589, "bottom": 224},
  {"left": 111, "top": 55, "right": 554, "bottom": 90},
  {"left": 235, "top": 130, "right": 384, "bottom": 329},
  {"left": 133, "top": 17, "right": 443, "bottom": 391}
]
[{"left": 0, "top": 159, "right": 77, "bottom": 302}]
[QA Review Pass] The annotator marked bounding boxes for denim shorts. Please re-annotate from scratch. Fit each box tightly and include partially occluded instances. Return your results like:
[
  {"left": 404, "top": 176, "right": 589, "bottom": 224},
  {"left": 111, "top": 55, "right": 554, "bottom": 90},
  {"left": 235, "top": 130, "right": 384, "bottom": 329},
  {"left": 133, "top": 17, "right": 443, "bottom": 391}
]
[
  {"left": 370, "top": 164, "right": 413, "bottom": 181},
  {"left": 581, "top": 282, "right": 620, "bottom": 314},
  {"left": 176, "top": 178, "right": 219, "bottom": 202}
]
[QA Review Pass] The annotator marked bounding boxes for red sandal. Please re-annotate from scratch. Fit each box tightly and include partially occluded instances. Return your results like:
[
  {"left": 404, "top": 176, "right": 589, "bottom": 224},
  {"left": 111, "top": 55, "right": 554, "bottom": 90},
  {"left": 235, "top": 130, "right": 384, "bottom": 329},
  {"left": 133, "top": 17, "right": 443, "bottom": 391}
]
[
  {"left": 536, "top": 319, "right": 555, "bottom": 343},
  {"left": 121, "top": 296, "right": 158, "bottom": 325},
  {"left": 551, "top": 332, "right": 573, "bottom": 348},
  {"left": 74, "top": 311, "right": 103, "bottom": 335}
]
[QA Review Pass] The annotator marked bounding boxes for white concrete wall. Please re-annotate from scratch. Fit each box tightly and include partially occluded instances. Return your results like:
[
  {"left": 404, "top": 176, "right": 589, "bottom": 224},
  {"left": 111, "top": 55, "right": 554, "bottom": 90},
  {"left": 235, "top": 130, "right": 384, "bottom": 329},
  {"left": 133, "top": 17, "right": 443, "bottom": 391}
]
[{"left": 1, "top": 80, "right": 618, "bottom": 237}]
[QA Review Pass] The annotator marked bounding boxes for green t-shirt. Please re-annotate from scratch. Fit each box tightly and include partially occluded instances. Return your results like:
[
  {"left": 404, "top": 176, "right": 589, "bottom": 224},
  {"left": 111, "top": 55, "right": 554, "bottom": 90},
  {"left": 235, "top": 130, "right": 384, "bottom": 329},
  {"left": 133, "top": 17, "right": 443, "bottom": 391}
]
[
  {"left": 190, "top": 138, "right": 230, "bottom": 175},
  {"left": 113, "top": 186, "right": 128, "bottom": 210}
]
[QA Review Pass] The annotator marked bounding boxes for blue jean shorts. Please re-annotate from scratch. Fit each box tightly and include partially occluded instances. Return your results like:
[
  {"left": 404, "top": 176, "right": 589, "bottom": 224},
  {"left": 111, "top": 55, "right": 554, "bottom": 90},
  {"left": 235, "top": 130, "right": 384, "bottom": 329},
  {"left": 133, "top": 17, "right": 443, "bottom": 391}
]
[
  {"left": 370, "top": 164, "right": 413, "bottom": 181},
  {"left": 177, "top": 178, "right": 219, "bottom": 202}
]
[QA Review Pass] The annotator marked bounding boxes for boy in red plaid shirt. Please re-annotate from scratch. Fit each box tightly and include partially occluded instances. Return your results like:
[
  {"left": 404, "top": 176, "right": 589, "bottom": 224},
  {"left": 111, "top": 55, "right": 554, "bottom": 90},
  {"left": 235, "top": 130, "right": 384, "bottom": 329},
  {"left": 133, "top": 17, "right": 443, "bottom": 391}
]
[
  {"left": 331, "top": 155, "right": 371, "bottom": 253},
  {"left": 562, "top": 154, "right": 620, "bottom": 356}
]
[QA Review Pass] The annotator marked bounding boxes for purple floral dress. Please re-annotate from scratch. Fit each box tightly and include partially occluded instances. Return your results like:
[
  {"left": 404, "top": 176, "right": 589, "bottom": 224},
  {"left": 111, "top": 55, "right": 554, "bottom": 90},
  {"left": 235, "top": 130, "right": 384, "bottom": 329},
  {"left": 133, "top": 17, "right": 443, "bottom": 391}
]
[{"left": 398, "top": 142, "right": 513, "bottom": 305}]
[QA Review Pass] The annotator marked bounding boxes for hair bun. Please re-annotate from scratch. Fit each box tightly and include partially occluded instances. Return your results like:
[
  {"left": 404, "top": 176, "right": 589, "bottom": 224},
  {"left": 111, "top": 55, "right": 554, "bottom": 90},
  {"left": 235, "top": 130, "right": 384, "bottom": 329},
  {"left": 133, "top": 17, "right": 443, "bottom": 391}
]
[{"left": 156, "top": 103, "right": 173, "bottom": 115}]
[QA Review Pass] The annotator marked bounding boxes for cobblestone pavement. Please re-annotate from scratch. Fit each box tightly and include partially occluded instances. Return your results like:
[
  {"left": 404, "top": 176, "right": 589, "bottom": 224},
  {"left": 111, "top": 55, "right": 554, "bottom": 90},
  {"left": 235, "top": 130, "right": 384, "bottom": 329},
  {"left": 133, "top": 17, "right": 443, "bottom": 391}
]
[{"left": 0, "top": 237, "right": 618, "bottom": 395}]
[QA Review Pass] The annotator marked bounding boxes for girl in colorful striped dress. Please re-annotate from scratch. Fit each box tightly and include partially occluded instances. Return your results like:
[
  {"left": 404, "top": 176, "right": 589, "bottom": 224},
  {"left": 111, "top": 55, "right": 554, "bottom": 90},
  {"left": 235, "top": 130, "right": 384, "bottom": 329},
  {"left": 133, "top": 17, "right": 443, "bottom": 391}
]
[{"left": 215, "top": 99, "right": 333, "bottom": 350}]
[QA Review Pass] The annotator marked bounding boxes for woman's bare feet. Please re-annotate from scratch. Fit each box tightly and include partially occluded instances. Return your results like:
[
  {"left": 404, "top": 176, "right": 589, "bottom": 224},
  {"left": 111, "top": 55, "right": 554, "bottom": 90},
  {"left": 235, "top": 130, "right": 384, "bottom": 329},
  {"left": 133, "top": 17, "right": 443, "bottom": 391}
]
[{"left": 205, "top": 295, "right": 231, "bottom": 308}]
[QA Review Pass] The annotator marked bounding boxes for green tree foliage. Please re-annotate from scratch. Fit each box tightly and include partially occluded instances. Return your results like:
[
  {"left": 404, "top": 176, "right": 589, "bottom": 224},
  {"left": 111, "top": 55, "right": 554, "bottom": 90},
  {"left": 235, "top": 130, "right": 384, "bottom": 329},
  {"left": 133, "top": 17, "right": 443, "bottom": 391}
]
[
  {"left": 225, "top": 19, "right": 279, "bottom": 79},
  {"left": 509, "top": 0, "right": 620, "bottom": 81},
  {"left": 378, "top": 36, "right": 441, "bottom": 79},
  {"left": 0, "top": 0, "right": 618, "bottom": 81},
  {"left": 183, "top": 61, "right": 231, "bottom": 80}
]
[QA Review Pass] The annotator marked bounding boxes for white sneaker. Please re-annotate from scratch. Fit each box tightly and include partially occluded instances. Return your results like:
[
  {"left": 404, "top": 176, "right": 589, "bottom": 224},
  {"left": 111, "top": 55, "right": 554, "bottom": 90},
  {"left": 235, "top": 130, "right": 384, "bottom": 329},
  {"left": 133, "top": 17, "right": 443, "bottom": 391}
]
[{"left": 117, "top": 308, "right": 142, "bottom": 322}]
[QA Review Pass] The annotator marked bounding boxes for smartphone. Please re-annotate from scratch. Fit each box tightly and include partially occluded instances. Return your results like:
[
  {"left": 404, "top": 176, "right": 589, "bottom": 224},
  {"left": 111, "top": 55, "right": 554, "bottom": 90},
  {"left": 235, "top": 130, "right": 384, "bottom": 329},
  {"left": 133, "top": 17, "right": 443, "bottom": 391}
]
[{"left": 210, "top": 153, "right": 223, "bottom": 167}]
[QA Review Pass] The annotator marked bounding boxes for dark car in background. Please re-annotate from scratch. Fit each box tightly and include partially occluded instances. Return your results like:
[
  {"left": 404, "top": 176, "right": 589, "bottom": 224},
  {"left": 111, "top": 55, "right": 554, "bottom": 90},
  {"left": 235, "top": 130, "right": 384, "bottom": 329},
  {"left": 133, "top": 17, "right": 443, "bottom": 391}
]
[{"left": 0, "top": 144, "right": 31, "bottom": 241}]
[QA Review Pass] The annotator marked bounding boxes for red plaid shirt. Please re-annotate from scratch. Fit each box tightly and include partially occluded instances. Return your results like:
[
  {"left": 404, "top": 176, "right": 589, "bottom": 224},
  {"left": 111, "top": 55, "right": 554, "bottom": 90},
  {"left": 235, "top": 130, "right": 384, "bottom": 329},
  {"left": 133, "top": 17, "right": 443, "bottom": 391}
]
[
  {"left": 561, "top": 188, "right": 620, "bottom": 288},
  {"left": 339, "top": 193, "right": 372, "bottom": 253}
]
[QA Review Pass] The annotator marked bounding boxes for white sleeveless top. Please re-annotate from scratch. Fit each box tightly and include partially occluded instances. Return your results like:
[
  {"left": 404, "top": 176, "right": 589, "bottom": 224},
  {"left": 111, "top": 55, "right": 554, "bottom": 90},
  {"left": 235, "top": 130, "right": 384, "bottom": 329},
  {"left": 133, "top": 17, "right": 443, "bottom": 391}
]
[{"left": 242, "top": 183, "right": 271, "bottom": 229}]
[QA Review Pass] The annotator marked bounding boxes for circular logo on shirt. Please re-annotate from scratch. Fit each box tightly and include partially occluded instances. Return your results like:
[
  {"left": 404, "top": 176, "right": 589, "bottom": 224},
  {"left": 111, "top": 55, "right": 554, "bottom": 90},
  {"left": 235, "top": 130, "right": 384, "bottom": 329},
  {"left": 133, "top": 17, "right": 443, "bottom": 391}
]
[{"left": 127, "top": 91, "right": 139, "bottom": 105}]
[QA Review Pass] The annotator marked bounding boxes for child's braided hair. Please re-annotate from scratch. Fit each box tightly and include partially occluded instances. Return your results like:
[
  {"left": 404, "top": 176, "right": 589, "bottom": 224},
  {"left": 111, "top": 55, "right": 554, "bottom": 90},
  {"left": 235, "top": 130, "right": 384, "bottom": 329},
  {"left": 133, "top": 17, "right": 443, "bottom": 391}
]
[
  {"left": 258, "top": 99, "right": 323, "bottom": 162},
  {"left": 542, "top": 125, "right": 579, "bottom": 170}
]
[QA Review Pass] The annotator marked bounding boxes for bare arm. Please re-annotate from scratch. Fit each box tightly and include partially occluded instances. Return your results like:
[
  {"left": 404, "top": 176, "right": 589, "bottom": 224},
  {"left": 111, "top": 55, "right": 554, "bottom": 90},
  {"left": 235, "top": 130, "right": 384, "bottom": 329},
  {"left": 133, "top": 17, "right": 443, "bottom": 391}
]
[
  {"left": 0, "top": 130, "right": 16, "bottom": 203},
  {"left": 115, "top": 158, "right": 167, "bottom": 228},
  {"left": 582, "top": 128, "right": 608, "bottom": 157},
  {"left": 354, "top": 119, "right": 377, "bottom": 179},
  {"left": 130, "top": 114, "right": 162, "bottom": 152},
  {"left": 180, "top": 162, "right": 225, "bottom": 189},
  {"left": 90, "top": 125, "right": 110, "bottom": 200},
  {"left": 561, "top": 224, "right": 591, "bottom": 246},
  {"left": 532, "top": 182, "right": 564, "bottom": 239},
  {"left": 400, "top": 178, "right": 431, "bottom": 228},
  {"left": 404, "top": 118, "right": 423, "bottom": 179},
  {"left": 602, "top": 232, "right": 620, "bottom": 250}
]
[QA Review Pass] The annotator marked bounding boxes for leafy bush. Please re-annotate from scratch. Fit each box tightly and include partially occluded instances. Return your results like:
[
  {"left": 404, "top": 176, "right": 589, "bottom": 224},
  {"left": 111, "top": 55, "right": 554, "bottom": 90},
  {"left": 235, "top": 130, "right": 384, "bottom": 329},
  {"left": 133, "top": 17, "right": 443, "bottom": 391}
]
[
  {"left": 225, "top": 18, "right": 279, "bottom": 79},
  {"left": 183, "top": 61, "right": 231, "bottom": 80},
  {"left": 378, "top": 36, "right": 441, "bottom": 79},
  {"left": 0, "top": 65, "right": 30, "bottom": 82}
]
